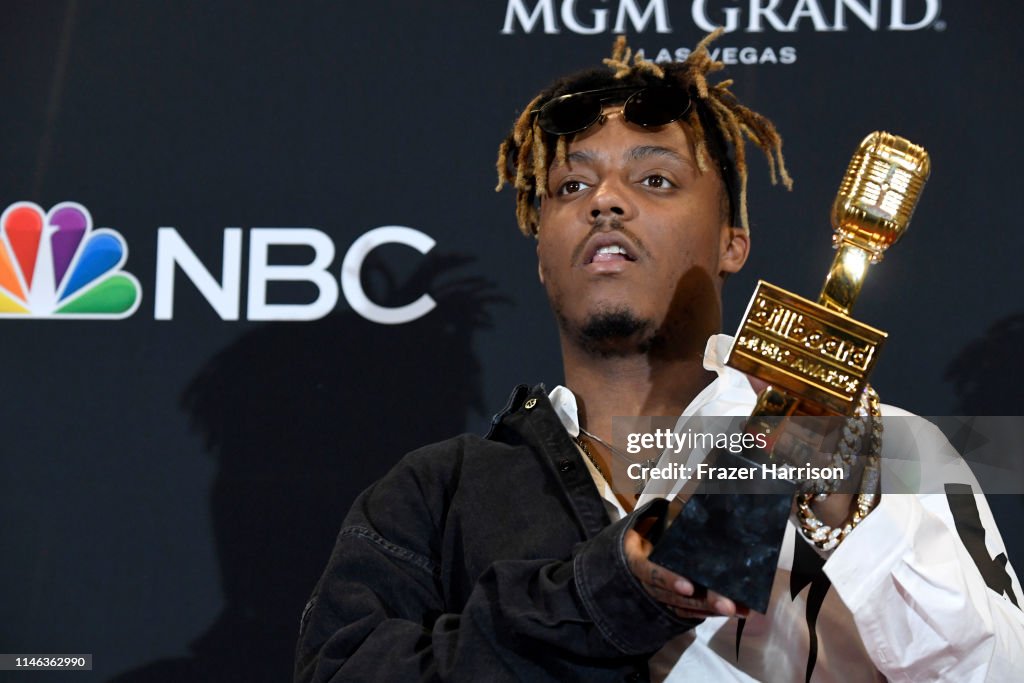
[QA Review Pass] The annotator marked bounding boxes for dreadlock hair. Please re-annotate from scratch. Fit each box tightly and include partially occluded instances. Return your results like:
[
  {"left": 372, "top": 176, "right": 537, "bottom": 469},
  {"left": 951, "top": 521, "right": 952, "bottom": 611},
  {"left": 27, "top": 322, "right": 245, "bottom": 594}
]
[{"left": 495, "top": 29, "right": 792, "bottom": 237}]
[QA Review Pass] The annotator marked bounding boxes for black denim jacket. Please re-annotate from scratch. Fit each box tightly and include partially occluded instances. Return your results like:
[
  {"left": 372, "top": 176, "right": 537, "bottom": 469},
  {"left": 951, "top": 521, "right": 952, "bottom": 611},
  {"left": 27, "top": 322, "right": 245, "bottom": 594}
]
[{"left": 294, "top": 384, "right": 698, "bottom": 682}]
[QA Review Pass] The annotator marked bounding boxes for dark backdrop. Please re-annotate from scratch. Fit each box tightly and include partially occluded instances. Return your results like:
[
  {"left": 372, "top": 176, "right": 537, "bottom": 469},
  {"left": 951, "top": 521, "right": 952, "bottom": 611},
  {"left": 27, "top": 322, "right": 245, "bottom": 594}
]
[{"left": 2, "top": 2, "right": 1022, "bottom": 681}]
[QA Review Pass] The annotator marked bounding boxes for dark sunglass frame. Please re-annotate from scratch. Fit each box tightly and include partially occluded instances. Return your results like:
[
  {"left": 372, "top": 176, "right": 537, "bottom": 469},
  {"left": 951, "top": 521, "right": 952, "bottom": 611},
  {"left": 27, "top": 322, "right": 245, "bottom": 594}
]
[{"left": 532, "top": 85, "right": 692, "bottom": 136}]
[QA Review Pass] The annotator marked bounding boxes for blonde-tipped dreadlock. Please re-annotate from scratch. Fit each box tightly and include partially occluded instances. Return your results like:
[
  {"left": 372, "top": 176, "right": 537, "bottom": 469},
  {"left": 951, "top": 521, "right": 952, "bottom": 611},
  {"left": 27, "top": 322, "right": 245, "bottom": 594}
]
[
  {"left": 603, "top": 34, "right": 665, "bottom": 79},
  {"left": 495, "top": 28, "right": 792, "bottom": 237}
]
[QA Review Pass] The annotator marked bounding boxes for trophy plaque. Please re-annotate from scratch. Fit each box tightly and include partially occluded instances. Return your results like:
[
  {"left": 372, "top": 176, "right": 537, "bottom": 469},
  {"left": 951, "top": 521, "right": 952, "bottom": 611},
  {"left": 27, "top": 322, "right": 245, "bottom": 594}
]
[{"left": 649, "top": 132, "right": 931, "bottom": 613}]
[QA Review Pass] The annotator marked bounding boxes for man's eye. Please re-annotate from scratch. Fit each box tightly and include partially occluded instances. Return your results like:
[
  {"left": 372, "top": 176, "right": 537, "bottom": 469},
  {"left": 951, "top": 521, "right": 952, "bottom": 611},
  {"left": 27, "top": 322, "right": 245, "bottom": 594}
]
[
  {"left": 642, "top": 175, "right": 673, "bottom": 189},
  {"left": 558, "top": 179, "right": 590, "bottom": 195}
]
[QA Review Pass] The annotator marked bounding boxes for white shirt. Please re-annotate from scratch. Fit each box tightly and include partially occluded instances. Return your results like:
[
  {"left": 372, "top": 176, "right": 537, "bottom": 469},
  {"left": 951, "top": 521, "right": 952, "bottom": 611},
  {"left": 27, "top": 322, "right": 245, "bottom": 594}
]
[{"left": 549, "top": 335, "right": 1024, "bottom": 682}]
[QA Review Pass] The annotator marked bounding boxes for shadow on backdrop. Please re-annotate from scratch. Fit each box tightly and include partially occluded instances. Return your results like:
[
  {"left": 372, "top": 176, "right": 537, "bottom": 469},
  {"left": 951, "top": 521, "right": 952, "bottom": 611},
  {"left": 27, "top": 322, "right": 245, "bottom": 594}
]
[
  {"left": 945, "top": 312, "right": 1024, "bottom": 568},
  {"left": 109, "top": 252, "right": 506, "bottom": 682}
]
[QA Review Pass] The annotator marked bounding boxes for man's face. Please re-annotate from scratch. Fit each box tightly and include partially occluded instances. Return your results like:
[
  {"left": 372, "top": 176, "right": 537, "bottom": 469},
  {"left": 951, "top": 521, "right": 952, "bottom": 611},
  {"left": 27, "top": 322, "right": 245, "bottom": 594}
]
[{"left": 536, "top": 110, "right": 749, "bottom": 356}]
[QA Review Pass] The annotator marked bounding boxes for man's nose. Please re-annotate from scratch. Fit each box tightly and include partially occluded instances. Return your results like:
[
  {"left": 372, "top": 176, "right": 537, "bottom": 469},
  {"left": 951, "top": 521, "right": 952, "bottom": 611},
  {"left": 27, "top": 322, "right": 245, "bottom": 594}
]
[{"left": 589, "top": 179, "right": 636, "bottom": 222}]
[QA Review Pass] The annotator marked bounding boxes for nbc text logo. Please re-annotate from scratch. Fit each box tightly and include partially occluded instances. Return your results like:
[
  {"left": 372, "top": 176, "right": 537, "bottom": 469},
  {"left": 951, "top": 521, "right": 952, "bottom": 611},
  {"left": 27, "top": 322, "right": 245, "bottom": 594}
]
[{"left": 0, "top": 202, "right": 141, "bottom": 319}]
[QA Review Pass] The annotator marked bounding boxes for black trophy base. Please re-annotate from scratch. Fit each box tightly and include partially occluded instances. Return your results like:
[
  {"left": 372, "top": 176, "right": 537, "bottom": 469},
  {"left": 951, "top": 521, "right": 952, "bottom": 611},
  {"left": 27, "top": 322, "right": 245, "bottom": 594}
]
[{"left": 647, "top": 449, "right": 796, "bottom": 614}]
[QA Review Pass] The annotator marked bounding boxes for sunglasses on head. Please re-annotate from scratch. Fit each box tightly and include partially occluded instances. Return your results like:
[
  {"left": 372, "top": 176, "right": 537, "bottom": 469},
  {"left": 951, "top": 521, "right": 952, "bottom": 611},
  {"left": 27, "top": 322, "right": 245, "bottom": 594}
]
[{"left": 532, "top": 85, "right": 692, "bottom": 137}]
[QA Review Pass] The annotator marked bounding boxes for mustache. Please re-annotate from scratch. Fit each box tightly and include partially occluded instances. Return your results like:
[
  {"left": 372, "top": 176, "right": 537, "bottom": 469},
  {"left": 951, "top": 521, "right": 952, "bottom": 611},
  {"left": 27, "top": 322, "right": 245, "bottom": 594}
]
[{"left": 570, "top": 218, "right": 651, "bottom": 265}]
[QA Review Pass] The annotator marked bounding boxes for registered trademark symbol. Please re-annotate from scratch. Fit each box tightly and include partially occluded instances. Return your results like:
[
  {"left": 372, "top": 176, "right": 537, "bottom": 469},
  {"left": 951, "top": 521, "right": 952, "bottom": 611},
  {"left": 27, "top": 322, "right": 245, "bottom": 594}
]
[{"left": 933, "top": 19, "right": 946, "bottom": 31}]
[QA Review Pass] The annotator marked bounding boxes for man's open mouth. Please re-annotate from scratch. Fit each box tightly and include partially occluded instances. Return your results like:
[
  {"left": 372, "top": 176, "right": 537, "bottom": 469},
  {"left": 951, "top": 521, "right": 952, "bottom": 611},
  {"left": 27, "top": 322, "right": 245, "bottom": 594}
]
[{"left": 585, "top": 240, "right": 637, "bottom": 265}]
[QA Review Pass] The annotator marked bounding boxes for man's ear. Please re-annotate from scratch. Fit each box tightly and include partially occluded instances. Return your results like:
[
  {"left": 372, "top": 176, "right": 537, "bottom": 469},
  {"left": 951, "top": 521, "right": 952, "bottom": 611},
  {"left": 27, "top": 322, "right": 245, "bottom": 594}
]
[
  {"left": 719, "top": 226, "right": 750, "bottom": 276},
  {"left": 536, "top": 242, "right": 545, "bottom": 284}
]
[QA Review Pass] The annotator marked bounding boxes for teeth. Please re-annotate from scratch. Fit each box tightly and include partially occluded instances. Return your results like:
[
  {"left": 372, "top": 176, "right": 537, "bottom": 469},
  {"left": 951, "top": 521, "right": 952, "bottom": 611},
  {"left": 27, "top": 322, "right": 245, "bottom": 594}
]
[{"left": 596, "top": 245, "right": 628, "bottom": 256}]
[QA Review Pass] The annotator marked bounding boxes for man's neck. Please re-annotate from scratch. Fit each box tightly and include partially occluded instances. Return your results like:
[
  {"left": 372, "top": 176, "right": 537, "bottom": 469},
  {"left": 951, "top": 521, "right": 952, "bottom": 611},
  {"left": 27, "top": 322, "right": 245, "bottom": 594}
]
[
  {"left": 561, "top": 339, "right": 716, "bottom": 444},
  {"left": 561, "top": 338, "right": 716, "bottom": 513}
]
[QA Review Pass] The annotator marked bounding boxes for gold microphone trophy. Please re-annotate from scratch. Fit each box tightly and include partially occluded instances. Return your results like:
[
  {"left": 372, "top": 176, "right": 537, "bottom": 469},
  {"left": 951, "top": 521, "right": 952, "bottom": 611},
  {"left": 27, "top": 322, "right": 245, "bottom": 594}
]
[{"left": 649, "top": 132, "right": 931, "bottom": 613}]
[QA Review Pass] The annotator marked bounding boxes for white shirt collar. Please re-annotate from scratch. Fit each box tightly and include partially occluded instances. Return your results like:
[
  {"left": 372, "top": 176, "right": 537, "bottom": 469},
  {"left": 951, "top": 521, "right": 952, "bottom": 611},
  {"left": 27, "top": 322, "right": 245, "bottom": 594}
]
[
  {"left": 547, "top": 334, "right": 759, "bottom": 514},
  {"left": 549, "top": 334, "right": 757, "bottom": 425}
]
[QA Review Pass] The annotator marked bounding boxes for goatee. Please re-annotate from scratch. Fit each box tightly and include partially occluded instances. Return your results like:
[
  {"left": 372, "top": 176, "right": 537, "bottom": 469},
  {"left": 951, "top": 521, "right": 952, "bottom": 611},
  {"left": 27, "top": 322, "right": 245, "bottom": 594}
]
[{"left": 570, "top": 307, "right": 658, "bottom": 357}]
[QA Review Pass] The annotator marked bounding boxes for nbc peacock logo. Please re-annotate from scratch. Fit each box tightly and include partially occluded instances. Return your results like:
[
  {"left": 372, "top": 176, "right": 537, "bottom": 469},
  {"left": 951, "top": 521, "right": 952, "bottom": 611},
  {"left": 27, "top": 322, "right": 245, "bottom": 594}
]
[{"left": 0, "top": 201, "right": 141, "bottom": 319}]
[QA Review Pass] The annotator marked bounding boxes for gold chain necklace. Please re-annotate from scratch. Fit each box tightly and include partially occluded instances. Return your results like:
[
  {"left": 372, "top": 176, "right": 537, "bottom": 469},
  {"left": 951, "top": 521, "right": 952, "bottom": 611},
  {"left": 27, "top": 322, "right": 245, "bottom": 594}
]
[
  {"left": 579, "top": 425, "right": 657, "bottom": 496},
  {"left": 574, "top": 434, "right": 606, "bottom": 480},
  {"left": 576, "top": 433, "right": 651, "bottom": 500}
]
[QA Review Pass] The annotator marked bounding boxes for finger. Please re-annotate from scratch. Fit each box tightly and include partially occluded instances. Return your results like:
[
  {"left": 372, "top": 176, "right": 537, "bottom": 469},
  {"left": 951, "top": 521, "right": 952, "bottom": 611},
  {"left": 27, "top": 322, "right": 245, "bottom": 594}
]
[
  {"left": 624, "top": 531, "right": 695, "bottom": 596},
  {"left": 635, "top": 559, "right": 695, "bottom": 597},
  {"left": 633, "top": 515, "right": 659, "bottom": 538},
  {"left": 672, "top": 576, "right": 696, "bottom": 595},
  {"left": 638, "top": 577, "right": 721, "bottom": 613},
  {"left": 624, "top": 529, "right": 746, "bottom": 615},
  {"left": 638, "top": 574, "right": 750, "bottom": 617},
  {"left": 704, "top": 591, "right": 751, "bottom": 618},
  {"left": 653, "top": 590, "right": 723, "bottom": 613},
  {"left": 652, "top": 585, "right": 740, "bottom": 617},
  {"left": 710, "top": 596, "right": 739, "bottom": 617},
  {"left": 641, "top": 582, "right": 705, "bottom": 610},
  {"left": 624, "top": 528, "right": 653, "bottom": 557}
]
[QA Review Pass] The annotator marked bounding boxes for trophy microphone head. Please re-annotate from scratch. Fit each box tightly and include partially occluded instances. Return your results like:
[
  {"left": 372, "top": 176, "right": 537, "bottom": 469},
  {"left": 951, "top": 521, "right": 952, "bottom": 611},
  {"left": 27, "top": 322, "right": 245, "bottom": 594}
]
[{"left": 831, "top": 132, "right": 931, "bottom": 263}]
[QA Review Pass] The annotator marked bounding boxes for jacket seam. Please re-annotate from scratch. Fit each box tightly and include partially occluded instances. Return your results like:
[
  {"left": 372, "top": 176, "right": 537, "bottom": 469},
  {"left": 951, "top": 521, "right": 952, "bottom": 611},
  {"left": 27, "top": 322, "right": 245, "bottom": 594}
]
[
  {"left": 574, "top": 545, "right": 633, "bottom": 654},
  {"left": 340, "top": 525, "right": 440, "bottom": 579}
]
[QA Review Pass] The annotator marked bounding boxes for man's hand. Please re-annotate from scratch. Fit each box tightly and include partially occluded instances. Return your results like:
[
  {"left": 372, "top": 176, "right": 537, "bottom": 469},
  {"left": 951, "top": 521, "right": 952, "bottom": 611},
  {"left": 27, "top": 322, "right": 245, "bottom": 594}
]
[{"left": 624, "top": 528, "right": 749, "bottom": 620}]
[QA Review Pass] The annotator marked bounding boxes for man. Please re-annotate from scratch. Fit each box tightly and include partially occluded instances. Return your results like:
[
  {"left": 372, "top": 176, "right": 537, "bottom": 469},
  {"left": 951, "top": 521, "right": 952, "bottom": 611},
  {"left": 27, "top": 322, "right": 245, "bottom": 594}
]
[{"left": 295, "top": 32, "right": 1024, "bottom": 681}]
